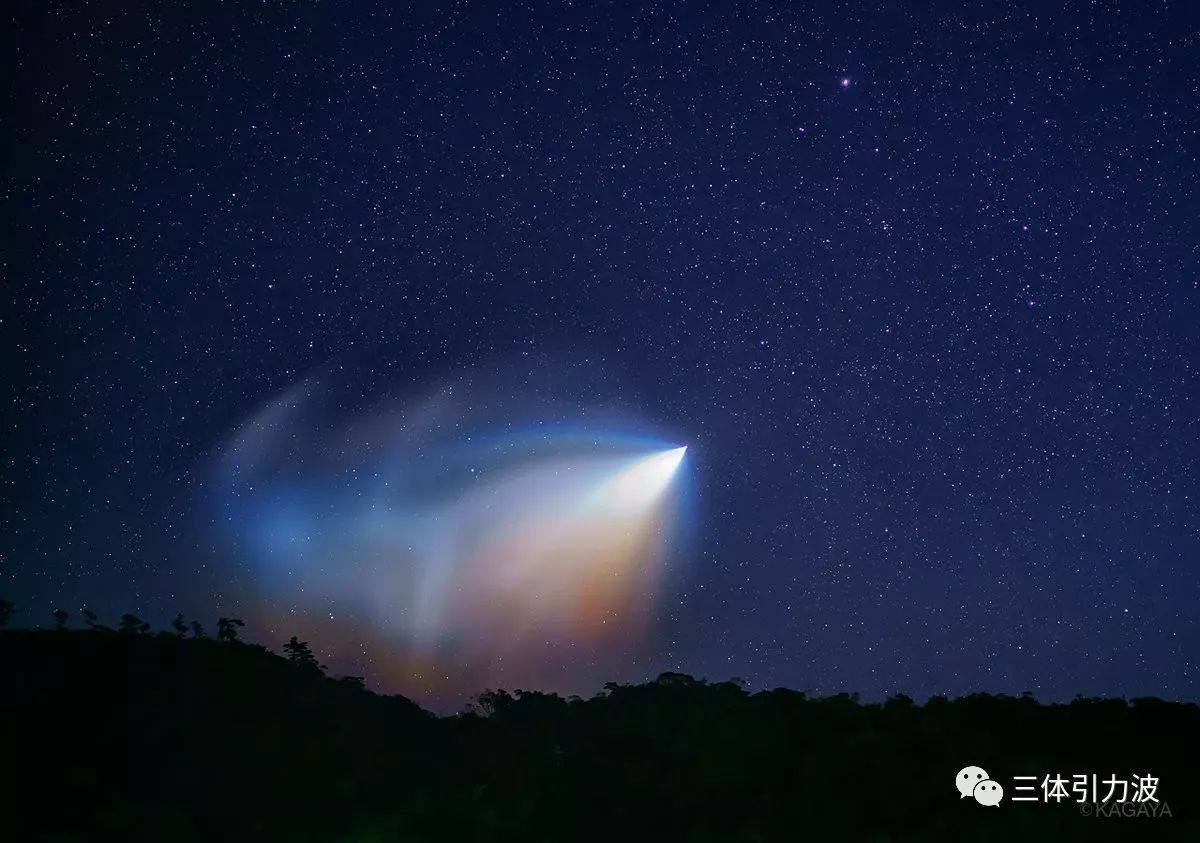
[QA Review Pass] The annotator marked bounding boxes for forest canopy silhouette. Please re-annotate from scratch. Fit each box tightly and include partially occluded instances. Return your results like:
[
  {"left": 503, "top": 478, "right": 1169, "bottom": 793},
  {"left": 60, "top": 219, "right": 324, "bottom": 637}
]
[{"left": 1, "top": 604, "right": 1195, "bottom": 842}]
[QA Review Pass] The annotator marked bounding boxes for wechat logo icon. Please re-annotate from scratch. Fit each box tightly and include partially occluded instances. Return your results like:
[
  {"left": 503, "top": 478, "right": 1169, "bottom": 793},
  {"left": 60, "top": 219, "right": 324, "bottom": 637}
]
[{"left": 957, "top": 765, "right": 1004, "bottom": 806}]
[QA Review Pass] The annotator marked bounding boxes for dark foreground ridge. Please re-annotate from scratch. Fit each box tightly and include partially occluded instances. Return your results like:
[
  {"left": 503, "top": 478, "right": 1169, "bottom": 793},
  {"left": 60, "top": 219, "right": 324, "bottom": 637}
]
[{"left": 3, "top": 628, "right": 1196, "bottom": 842}]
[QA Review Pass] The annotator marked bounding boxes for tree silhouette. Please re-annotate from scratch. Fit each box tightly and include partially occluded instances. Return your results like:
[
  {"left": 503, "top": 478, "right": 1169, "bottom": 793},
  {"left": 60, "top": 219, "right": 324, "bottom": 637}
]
[
  {"left": 118, "top": 614, "right": 151, "bottom": 635},
  {"left": 216, "top": 617, "right": 245, "bottom": 642},
  {"left": 78, "top": 609, "right": 113, "bottom": 631},
  {"left": 51, "top": 609, "right": 69, "bottom": 630},
  {"left": 282, "top": 636, "right": 324, "bottom": 674},
  {"left": 171, "top": 613, "right": 189, "bottom": 637},
  {"left": 0, "top": 631, "right": 1197, "bottom": 843},
  {"left": 190, "top": 620, "right": 207, "bottom": 639},
  {"left": 0, "top": 599, "right": 13, "bottom": 629}
]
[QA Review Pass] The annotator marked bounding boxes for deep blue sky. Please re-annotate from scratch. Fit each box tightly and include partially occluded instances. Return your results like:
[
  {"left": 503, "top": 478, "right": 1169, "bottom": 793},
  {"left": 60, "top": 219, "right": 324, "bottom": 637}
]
[{"left": 4, "top": 0, "right": 1198, "bottom": 704}]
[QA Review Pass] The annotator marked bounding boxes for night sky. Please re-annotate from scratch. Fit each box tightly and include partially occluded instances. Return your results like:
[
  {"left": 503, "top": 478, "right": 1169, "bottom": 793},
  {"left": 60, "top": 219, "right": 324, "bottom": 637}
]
[{"left": 4, "top": 1, "right": 1198, "bottom": 708}]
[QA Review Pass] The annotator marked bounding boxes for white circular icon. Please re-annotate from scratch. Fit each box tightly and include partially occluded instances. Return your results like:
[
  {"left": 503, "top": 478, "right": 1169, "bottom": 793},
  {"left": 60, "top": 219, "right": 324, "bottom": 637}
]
[
  {"left": 973, "top": 779, "right": 1004, "bottom": 807},
  {"left": 956, "top": 765, "right": 989, "bottom": 799}
]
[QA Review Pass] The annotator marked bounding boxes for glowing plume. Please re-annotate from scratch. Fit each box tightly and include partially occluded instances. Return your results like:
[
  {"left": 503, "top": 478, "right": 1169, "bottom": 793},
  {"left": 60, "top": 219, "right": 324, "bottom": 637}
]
[{"left": 206, "top": 367, "right": 691, "bottom": 702}]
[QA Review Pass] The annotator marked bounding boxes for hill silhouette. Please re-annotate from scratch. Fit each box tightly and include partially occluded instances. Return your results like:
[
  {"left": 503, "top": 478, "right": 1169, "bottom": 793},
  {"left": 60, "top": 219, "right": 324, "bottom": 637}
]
[{"left": 2, "top": 624, "right": 1196, "bottom": 842}]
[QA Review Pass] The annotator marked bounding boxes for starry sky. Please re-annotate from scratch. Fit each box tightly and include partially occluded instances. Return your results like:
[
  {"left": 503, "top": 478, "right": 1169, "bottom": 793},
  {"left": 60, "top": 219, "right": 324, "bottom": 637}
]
[{"left": 4, "top": 0, "right": 1198, "bottom": 707}]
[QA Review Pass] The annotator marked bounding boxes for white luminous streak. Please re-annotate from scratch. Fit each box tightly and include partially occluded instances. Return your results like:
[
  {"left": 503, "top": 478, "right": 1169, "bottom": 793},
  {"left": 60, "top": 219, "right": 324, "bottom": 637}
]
[{"left": 595, "top": 446, "right": 687, "bottom": 513}]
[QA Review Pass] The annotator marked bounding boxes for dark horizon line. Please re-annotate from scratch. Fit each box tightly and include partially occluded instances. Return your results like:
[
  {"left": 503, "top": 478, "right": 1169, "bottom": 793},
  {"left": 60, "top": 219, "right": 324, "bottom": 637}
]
[{"left": 4, "top": 623, "right": 1196, "bottom": 714}]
